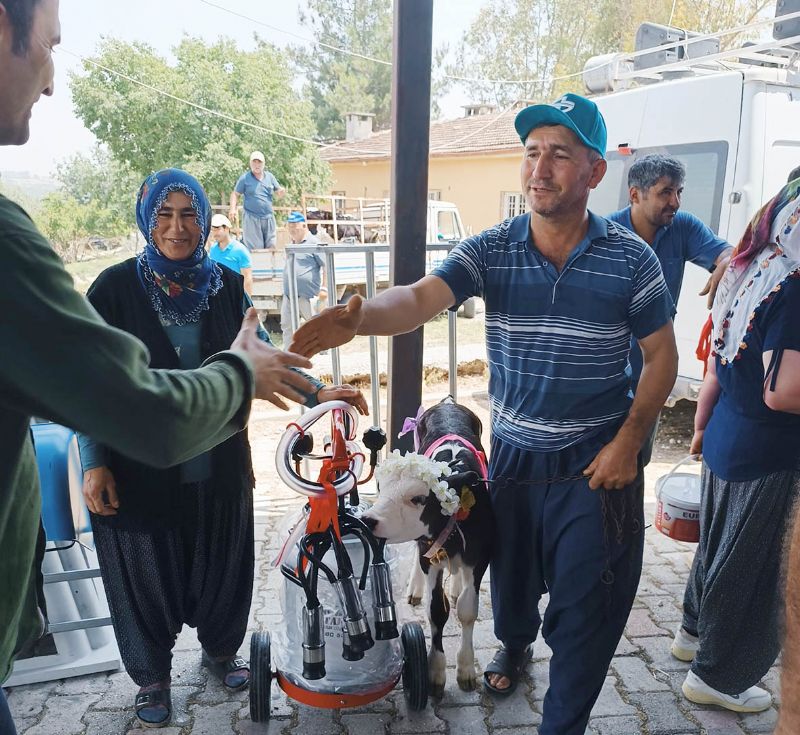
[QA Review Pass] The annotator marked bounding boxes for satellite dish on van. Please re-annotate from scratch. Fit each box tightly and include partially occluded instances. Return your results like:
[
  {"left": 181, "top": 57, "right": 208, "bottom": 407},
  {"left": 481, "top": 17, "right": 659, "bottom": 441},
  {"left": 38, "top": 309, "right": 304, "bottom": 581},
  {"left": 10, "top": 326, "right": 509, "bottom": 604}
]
[{"left": 582, "top": 53, "right": 633, "bottom": 94}]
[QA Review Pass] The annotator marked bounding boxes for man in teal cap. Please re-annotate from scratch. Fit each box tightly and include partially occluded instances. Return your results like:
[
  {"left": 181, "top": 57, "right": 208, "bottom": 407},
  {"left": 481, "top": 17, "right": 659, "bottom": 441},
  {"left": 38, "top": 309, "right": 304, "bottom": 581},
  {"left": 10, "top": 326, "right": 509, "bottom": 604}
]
[{"left": 288, "top": 92, "right": 678, "bottom": 734}]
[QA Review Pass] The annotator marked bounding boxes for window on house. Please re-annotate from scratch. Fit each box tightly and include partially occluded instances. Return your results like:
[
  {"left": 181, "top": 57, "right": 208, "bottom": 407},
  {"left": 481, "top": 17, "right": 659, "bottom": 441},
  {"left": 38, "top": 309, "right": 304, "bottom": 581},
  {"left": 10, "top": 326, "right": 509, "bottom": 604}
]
[
  {"left": 502, "top": 192, "right": 528, "bottom": 219},
  {"left": 428, "top": 190, "right": 442, "bottom": 200}
]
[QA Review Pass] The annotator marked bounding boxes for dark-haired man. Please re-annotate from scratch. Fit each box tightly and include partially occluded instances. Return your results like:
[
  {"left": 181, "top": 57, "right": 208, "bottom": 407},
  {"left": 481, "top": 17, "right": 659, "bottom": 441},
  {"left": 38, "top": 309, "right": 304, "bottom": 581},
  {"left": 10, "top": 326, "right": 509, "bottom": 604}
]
[
  {"left": 608, "top": 154, "right": 732, "bottom": 462},
  {"left": 0, "top": 3, "right": 316, "bottom": 729}
]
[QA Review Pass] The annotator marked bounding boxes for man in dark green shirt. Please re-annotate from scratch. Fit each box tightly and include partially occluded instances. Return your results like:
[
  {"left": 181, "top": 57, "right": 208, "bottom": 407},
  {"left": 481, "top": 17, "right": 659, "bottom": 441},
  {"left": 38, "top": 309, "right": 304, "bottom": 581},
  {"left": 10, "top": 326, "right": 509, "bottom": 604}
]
[{"left": 0, "top": 1, "right": 315, "bottom": 722}]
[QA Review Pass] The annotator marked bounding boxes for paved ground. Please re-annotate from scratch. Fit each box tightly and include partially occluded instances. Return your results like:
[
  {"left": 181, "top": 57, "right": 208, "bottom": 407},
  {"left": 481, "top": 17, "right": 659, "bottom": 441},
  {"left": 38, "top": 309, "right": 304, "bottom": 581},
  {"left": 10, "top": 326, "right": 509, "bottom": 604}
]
[{"left": 4, "top": 381, "right": 784, "bottom": 735}]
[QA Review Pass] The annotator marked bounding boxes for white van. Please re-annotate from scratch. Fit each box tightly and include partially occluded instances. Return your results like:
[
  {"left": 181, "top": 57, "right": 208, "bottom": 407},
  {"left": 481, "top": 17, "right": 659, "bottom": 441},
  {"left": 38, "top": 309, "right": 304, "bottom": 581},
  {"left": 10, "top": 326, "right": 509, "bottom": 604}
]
[{"left": 587, "top": 63, "right": 800, "bottom": 401}]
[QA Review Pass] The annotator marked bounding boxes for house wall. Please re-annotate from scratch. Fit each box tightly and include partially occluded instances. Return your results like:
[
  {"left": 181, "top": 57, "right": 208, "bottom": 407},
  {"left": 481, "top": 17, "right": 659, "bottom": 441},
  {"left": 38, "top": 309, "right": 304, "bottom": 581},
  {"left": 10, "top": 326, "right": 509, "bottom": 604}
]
[{"left": 327, "top": 150, "right": 525, "bottom": 235}]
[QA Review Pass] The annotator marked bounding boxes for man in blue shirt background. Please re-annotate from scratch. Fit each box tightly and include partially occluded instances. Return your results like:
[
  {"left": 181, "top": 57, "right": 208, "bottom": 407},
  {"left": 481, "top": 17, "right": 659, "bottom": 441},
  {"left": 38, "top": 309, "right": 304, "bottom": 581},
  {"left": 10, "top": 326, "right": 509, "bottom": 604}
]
[
  {"left": 208, "top": 214, "right": 253, "bottom": 295},
  {"left": 608, "top": 154, "right": 732, "bottom": 463},
  {"left": 229, "top": 151, "right": 285, "bottom": 252}
]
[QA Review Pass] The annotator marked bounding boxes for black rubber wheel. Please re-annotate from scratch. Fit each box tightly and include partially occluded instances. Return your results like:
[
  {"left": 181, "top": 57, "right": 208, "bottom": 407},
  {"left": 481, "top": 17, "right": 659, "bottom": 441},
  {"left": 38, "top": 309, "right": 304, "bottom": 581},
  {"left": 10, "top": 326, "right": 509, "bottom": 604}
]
[
  {"left": 401, "top": 622, "right": 428, "bottom": 710},
  {"left": 249, "top": 631, "right": 272, "bottom": 722}
]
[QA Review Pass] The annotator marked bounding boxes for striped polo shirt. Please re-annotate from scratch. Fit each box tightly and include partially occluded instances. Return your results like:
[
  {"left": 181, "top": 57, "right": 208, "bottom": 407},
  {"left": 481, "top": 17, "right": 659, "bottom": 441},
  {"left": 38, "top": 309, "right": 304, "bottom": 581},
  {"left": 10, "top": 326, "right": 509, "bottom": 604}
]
[{"left": 433, "top": 211, "right": 674, "bottom": 452}]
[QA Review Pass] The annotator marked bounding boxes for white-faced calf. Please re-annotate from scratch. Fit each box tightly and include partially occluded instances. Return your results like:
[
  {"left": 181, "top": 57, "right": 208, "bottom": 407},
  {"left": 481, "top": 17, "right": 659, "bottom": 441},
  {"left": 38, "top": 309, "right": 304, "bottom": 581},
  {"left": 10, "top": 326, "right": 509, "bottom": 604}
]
[{"left": 362, "top": 399, "right": 493, "bottom": 696}]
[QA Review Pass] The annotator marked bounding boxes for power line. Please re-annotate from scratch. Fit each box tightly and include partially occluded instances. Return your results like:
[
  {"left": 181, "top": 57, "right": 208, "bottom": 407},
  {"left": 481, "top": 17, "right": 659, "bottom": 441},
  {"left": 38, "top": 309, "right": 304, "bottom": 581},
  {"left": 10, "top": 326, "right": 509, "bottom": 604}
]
[
  {"left": 198, "top": 0, "right": 800, "bottom": 88},
  {"left": 60, "top": 47, "right": 385, "bottom": 157},
  {"left": 198, "top": 0, "right": 391, "bottom": 65},
  {"left": 62, "top": 7, "right": 800, "bottom": 158}
]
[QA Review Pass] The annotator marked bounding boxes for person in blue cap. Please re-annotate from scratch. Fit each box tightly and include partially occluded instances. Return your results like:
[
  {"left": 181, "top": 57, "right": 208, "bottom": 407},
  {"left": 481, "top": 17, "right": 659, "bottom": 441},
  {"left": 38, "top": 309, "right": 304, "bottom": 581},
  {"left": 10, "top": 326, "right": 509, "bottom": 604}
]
[
  {"left": 288, "top": 91, "right": 678, "bottom": 734},
  {"left": 281, "top": 211, "right": 327, "bottom": 347}
]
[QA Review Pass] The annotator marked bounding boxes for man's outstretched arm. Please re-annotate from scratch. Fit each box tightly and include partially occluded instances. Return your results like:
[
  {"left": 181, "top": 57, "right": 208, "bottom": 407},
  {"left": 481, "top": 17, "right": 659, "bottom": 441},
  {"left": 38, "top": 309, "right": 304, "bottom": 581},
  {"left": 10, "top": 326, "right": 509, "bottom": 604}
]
[{"left": 289, "top": 275, "right": 455, "bottom": 357}]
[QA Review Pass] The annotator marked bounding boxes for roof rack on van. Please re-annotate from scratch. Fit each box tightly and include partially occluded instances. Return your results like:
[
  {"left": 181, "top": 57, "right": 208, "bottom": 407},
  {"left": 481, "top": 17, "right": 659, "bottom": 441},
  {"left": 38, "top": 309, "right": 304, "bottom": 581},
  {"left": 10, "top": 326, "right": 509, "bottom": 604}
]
[{"left": 583, "top": 13, "right": 800, "bottom": 94}]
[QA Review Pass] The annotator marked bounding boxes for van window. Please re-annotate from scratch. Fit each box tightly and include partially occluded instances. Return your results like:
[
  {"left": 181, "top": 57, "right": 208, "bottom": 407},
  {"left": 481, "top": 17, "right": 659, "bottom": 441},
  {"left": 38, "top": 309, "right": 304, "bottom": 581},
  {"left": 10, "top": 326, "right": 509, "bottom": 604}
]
[
  {"left": 589, "top": 142, "right": 729, "bottom": 233},
  {"left": 589, "top": 158, "right": 626, "bottom": 216},
  {"left": 437, "top": 210, "right": 460, "bottom": 241}
]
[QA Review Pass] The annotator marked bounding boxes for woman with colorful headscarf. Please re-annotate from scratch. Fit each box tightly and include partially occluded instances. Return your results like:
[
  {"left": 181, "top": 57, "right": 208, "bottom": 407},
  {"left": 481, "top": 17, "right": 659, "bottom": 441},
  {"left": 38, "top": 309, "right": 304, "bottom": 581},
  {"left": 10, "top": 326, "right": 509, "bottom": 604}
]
[
  {"left": 77, "top": 169, "right": 367, "bottom": 728},
  {"left": 671, "top": 180, "right": 800, "bottom": 713}
]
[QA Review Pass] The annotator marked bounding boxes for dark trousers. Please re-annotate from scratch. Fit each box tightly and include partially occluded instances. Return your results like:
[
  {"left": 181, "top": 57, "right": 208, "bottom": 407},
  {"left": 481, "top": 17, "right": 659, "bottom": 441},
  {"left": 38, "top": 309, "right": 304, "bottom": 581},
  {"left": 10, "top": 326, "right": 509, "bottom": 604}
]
[
  {"left": 0, "top": 689, "right": 16, "bottom": 735},
  {"left": 93, "top": 483, "right": 254, "bottom": 687},
  {"left": 683, "top": 464, "right": 800, "bottom": 693},
  {"left": 489, "top": 433, "right": 644, "bottom": 735}
]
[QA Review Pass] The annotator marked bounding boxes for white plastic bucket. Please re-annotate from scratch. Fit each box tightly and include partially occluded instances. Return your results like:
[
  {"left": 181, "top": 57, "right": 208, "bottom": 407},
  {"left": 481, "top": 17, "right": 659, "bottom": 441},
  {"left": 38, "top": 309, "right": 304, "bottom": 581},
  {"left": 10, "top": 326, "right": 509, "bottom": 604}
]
[{"left": 655, "top": 456, "right": 701, "bottom": 543}]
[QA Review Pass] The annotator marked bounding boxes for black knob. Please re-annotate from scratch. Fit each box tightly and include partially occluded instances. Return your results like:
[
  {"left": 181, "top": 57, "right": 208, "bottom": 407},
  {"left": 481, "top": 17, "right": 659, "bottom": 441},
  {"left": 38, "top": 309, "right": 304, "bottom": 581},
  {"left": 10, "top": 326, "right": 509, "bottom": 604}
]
[{"left": 362, "top": 427, "right": 387, "bottom": 452}]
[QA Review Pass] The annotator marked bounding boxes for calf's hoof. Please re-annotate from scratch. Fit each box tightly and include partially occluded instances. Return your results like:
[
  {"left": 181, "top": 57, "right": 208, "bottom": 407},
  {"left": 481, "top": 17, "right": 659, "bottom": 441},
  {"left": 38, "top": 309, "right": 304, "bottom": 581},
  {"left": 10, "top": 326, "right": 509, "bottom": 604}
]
[
  {"left": 429, "top": 681, "right": 445, "bottom": 699},
  {"left": 457, "top": 671, "right": 478, "bottom": 691},
  {"left": 407, "top": 594, "right": 422, "bottom": 606}
]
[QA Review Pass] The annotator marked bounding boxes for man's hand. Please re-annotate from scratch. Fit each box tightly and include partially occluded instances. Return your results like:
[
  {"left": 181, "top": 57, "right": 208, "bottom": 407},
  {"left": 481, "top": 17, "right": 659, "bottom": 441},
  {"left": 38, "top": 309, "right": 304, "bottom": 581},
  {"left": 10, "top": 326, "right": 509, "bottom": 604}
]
[
  {"left": 232, "top": 309, "right": 315, "bottom": 409},
  {"left": 289, "top": 295, "right": 364, "bottom": 357},
  {"left": 228, "top": 208, "right": 238, "bottom": 223},
  {"left": 583, "top": 435, "right": 640, "bottom": 490},
  {"left": 83, "top": 466, "right": 119, "bottom": 516},
  {"left": 317, "top": 384, "right": 369, "bottom": 415},
  {"left": 699, "top": 255, "right": 731, "bottom": 309}
]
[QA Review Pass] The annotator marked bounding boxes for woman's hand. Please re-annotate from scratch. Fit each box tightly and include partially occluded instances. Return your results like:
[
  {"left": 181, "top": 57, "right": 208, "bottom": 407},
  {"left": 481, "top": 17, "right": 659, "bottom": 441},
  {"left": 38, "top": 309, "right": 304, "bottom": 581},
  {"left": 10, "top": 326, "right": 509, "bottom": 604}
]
[
  {"left": 82, "top": 466, "right": 119, "bottom": 516},
  {"left": 689, "top": 430, "right": 704, "bottom": 457},
  {"left": 317, "top": 384, "right": 369, "bottom": 415}
]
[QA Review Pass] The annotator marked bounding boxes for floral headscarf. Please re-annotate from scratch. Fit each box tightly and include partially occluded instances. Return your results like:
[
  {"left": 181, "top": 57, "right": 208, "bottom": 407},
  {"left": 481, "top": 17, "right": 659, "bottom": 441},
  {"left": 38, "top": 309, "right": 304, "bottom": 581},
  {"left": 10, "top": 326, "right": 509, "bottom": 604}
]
[
  {"left": 135, "top": 168, "right": 222, "bottom": 325},
  {"left": 711, "top": 179, "right": 800, "bottom": 364}
]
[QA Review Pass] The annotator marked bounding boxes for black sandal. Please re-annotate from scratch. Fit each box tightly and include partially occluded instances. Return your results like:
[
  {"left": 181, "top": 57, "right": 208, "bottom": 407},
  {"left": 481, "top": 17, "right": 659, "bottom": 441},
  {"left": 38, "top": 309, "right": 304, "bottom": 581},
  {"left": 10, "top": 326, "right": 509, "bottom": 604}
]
[
  {"left": 202, "top": 651, "right": 250, "bottom": 691},
  {"left": 483, "top": 645, "right": 533, "bottom": 697},
  {"left": 134, "top": 684, "right": 171, "bottom": 728}
]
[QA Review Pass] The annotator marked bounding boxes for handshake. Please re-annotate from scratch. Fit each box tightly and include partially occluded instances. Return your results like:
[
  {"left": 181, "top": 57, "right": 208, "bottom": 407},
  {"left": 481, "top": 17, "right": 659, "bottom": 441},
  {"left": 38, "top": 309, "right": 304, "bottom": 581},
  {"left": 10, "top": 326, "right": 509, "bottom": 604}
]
[{"left": 231, "top": 308, "right": 366, "bottom": 414}]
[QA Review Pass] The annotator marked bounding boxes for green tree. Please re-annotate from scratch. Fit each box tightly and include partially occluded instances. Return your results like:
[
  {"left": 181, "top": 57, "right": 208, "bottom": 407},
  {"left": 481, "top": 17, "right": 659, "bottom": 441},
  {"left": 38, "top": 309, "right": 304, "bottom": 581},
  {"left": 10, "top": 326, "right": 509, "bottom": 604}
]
[
  {"left": 70, "top": 36, "right": 329, "bottom": 205},
  {"left": 294, "top": 0, "right": 394, "bottom": 139},
  {"left": 37, "top": 191, "right": 95, "bottom": 263},
  {"left": 56, "top": 146, "right": 138, "bottom": 237},
  {"left": 448, "top": 0, "right": 772, "bottom": 107}
]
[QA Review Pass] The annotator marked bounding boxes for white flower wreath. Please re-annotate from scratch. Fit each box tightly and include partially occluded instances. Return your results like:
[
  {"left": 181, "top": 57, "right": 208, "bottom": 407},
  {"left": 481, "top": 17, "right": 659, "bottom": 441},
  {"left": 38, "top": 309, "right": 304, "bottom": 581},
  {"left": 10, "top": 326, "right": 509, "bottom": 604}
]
[{"left": 374, "top": 449, "right": 460, "bottom": 516}]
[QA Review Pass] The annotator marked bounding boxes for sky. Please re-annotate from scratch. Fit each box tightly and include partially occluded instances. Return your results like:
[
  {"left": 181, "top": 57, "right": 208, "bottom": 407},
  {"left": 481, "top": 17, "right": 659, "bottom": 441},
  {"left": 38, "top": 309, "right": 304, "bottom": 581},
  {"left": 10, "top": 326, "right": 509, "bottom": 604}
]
[{"left": 0, "top": 0, "right": 487, "bottom": 175}]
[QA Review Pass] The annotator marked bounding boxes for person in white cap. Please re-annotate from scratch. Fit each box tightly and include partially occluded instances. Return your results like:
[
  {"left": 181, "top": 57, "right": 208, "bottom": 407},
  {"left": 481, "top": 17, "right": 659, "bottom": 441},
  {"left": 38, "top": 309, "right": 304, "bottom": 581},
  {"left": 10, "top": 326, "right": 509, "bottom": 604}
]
[
  {"left": 208, "top": 213, "right": 253, "bottom": 295},
  {"left": 229, "top": 151, "right": 285, "bottom": 253}
]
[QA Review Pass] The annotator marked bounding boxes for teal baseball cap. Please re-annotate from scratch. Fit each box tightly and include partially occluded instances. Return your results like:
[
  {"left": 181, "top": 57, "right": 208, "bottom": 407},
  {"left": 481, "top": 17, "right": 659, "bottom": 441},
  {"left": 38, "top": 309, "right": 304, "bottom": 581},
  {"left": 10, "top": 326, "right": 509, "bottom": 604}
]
[{"left": 514, "top": 93, "right": 607, "bottom": 159}]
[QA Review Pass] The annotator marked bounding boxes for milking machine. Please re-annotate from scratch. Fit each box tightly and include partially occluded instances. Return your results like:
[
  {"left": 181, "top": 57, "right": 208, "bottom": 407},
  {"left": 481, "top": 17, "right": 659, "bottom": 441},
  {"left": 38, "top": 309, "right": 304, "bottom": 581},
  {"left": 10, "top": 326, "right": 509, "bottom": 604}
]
[{"left": 249, "top": 401, "right": 429, "bottom": 722}]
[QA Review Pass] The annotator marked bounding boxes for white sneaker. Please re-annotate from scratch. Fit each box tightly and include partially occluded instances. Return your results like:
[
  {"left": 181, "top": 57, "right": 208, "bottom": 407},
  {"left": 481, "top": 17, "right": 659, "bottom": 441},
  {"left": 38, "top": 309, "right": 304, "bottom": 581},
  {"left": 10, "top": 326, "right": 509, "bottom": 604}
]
[
  {"left": 671, "top": 627, "right": 699, "bottom": 662},
  {"left": 682, "top": 670, "right": 772, "bottom": 713}
]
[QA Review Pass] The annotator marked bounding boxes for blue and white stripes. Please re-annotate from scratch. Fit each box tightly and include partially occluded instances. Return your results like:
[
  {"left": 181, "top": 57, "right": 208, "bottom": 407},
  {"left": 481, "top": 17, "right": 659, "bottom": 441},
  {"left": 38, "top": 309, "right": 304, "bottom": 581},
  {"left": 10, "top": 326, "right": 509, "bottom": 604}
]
[{"left": 433, "top": 212, "right": 673, "bottom": 452}]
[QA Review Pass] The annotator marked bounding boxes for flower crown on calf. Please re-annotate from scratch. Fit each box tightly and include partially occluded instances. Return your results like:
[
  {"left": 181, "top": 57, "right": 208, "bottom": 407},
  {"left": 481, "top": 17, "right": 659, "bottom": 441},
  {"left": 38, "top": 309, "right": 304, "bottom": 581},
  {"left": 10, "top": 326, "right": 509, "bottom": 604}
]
[{"left": 374, "top": 450, "right": 461, "bottom": 516}]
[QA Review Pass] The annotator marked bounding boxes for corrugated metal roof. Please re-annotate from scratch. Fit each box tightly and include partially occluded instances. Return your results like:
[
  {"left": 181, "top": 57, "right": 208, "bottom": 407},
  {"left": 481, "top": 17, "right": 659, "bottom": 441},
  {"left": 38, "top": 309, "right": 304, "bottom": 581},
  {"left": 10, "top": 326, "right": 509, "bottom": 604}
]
[{"left": 319, "top": 108, "right": 522, "bottom": 162}]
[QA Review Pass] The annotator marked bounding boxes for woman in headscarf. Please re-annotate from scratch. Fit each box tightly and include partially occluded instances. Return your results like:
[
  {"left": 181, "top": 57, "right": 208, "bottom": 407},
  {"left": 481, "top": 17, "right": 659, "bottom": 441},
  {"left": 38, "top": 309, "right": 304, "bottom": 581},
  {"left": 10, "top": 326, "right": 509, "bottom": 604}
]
[
  {"left": 77, "top": 169, "right": 367, "bottom": 728},
  {"left": 672, "top": 179, "right": 800, "bottom": 713}
]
